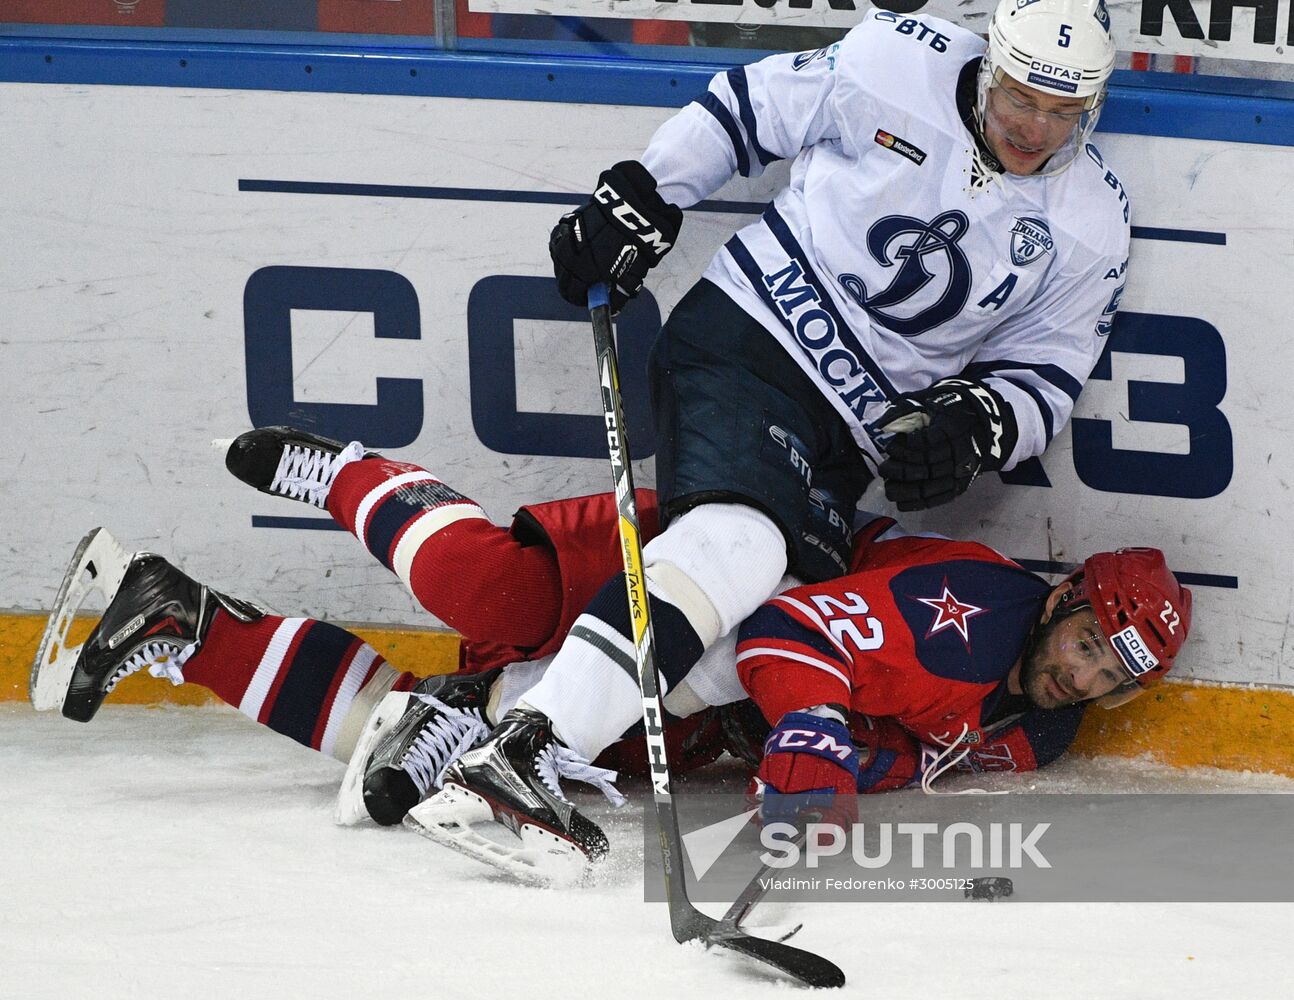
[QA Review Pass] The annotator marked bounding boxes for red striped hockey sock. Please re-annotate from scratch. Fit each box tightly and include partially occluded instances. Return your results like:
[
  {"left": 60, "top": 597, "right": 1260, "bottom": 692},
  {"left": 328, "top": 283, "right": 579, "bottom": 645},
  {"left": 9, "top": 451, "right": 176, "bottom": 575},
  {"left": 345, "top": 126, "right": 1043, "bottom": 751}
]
[
  {"left": 181, "top": 609, "right": 416, "bottom": 759},
  {"left": 326, "top": 458, "right": 562, "bottom": 650}
]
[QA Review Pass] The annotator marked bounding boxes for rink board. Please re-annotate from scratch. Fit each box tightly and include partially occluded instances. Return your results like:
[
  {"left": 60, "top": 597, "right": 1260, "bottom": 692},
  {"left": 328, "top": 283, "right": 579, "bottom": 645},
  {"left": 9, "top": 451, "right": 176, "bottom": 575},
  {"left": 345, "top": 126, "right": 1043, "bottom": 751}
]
[
  {"left": 2, "top": 610, "right": 1292, "bottom": 778},
  {"left": 0, "top": 73, "right": 1291, "bottom": 771}
]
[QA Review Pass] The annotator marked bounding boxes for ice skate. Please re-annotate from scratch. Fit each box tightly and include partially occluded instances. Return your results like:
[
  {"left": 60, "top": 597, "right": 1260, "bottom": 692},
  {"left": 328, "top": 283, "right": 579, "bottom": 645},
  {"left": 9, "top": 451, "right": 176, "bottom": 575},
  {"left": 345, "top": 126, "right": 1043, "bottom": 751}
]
[
  {"left": 405, "top": 707, "right": 627, "bottom": 885},
  {"left": 31, "top": 527, "right": 261, "bottom": 722},
  {"left": 335, "top": 668, "right": 501, "bottom": 827},
  {"left": 221, "top": 425, "right": 374, "bottom": 509}
]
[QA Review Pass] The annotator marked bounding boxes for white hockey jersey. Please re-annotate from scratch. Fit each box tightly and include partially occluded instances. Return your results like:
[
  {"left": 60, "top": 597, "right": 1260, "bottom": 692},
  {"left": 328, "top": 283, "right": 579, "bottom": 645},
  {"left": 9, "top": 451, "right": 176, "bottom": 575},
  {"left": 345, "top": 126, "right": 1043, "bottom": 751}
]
[{"left": 640, "top": 10, "right": 1130, "bottom": 470}]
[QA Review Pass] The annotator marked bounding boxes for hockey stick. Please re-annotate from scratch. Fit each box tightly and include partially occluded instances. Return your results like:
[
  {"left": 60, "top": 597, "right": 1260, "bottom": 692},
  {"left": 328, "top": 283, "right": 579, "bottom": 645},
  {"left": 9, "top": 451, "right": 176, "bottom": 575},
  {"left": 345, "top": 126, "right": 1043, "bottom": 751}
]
[
  {"left": 588, "top": 284, "right": 845, "bottom": 990},
  {"left": 716, "top": 831, "right": 807, "bottom": 942}
]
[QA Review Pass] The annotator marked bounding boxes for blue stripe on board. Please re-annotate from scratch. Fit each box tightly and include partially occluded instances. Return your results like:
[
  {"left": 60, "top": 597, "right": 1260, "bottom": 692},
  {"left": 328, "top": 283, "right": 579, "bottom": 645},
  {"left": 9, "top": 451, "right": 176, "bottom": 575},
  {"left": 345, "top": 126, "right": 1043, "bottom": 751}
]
[
  {"left": 1160, "top": 571, "right": 1239, "bottom": 589},
  {"left": 252, "top": 515, "right": 343, "bottom": 531},
  {"left": 1012, "top": 558, "right": 1237, "bottom": 589},
  {"left": 238, "top": 178, "right": 767, "bottom": 215},
  {"left": 238, "top": 180, "right": 1224, "bottom": 243},
  {"left": 2, "top": 36, "right": 1292, "bottom": 148},
  {"left": 1130, "top": 227, "right": 1227, "bottom": 245}
]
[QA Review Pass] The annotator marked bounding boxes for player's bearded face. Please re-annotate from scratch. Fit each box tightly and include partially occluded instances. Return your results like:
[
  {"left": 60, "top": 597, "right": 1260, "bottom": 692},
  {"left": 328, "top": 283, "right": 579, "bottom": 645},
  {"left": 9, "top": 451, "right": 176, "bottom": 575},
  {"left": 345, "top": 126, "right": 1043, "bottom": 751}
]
[
  {"left": 983, "top": 79, "right": 1087, "bottom": 176},
  {"left": 1020, "top": 604, "right": 1132, "bottom": 709}
]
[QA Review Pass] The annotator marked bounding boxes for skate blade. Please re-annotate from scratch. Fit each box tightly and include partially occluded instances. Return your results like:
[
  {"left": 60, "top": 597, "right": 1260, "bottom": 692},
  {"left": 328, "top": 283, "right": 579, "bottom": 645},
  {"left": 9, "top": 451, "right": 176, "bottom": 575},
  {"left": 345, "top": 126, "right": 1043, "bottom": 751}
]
[
  {"left": 335, "top": 691, "right": 412, "bottom": 826},
  {"left": 403, "top": 783, "right": 590, "bottom": 887},
  {"left": 30, "top": 528, "right": 133, "bottom": 712}
]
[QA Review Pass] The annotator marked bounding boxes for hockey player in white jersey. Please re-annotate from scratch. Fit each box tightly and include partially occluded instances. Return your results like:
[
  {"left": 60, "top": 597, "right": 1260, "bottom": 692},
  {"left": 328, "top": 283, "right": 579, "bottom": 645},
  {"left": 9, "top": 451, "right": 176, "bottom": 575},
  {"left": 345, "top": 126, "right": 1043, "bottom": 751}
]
[{"left": 416, "top": 0, "right": 1133, "bottom": 875}]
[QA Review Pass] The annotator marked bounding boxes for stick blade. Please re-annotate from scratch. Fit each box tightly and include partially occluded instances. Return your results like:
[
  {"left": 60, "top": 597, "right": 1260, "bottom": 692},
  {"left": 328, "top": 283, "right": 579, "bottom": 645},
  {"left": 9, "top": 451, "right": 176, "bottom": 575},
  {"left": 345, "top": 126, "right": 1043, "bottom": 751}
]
[
  {"left": 688, "top": 904, "right": 845, "bottom": 989},
  {"left": 707, "top": 929, "right": 846, "bottom": 989}
]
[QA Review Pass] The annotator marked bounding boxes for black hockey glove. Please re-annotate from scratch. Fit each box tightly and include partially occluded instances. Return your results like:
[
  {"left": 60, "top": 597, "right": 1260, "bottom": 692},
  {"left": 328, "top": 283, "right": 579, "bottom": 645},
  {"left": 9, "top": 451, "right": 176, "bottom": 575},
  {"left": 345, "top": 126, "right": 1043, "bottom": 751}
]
[
  {"left": 877, "top": 378, "right": 1018, "bottom": 511},
  {"left": 549, "top": 160, "right": 683, "bottom": 313}
]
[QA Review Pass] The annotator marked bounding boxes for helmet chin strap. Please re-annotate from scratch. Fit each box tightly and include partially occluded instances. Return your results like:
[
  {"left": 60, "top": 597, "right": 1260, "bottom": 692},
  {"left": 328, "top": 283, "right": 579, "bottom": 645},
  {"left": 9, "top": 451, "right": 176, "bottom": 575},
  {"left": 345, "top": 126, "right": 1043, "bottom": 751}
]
[
  {"left": 957, "top": 57, "right": 1006, "bottom": 192},
  {"left": 969, "top": 102, "right": 1002, "bottom": 173}
]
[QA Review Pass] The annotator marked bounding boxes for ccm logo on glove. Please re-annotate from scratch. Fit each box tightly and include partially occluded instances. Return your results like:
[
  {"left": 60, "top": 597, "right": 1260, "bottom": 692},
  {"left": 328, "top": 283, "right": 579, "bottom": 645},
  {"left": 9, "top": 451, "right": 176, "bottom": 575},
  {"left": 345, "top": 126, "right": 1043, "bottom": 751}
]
[
  {"left": 549, "top": 160, "right": 683, "bottom": 314},
  {"left": 767, "top": 727, "right": 855, "bottom": 761},
  {"left": 592, "top": 179, "right": 675, "bottom": 260}
]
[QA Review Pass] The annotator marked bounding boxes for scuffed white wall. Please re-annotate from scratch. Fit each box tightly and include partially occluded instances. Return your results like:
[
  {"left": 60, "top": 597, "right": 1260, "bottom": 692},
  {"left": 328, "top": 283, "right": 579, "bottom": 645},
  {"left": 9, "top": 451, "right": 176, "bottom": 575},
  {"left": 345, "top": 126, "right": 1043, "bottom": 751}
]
[{"left": 2, "top": 83, "right": 1289, "bottom": 687}]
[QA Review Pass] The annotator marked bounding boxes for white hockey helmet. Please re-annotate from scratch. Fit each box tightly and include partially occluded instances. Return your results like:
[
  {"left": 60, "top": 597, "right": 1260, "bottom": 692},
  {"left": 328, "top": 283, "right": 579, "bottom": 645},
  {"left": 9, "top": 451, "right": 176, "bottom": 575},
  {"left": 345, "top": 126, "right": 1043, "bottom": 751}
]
[
  {"left": 977, "top": 0, "right": 1117, "bottom": 173},
  {"left": 988, "top": 0, "right": 1115, "bottom": 103}
]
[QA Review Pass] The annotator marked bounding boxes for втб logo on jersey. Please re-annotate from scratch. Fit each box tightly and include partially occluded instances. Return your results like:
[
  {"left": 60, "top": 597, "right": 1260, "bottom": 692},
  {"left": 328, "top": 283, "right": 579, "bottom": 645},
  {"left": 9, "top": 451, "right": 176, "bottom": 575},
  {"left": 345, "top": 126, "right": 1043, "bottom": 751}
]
[
  {"left": 837, "top": 211, "right": 973, "bottom": 338},
  {"left": 1009, "top": 217, "right": 1054, "bottom": 267}
]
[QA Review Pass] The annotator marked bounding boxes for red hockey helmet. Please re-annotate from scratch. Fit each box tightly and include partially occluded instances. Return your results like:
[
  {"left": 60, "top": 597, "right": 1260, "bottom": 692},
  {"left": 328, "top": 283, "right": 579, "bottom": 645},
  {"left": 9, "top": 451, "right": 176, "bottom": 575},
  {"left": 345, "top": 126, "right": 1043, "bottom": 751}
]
[{"left": 1066, "top": 547, "right": 1192, "bottom": 688}]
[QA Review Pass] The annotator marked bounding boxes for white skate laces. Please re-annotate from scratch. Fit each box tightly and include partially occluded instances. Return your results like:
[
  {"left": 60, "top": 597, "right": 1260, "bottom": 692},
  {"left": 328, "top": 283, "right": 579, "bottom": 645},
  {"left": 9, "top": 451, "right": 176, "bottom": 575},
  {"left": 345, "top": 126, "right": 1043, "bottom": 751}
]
[
  {"left": 921, "top": 723, "right": 1008, "bottom": 797},
  {"left": 535, "top": 743, "right": 627, "bottom": 808},
  {"left": 269, "top": 441, "right": 365, "bottom": 509},
  {"left": 401, "top": 695, "right": 490, "bottom": 797},
  {"left": 104, "top": 639, "right": 197, "bottom": 694}
]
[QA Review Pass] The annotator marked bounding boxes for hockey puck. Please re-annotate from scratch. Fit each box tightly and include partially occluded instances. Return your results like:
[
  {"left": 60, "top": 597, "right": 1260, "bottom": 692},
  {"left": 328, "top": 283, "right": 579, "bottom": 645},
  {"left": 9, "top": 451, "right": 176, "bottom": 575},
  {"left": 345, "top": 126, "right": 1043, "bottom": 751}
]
[{"left": 964, "top": 877, "right": 1014, "bottom": 901}]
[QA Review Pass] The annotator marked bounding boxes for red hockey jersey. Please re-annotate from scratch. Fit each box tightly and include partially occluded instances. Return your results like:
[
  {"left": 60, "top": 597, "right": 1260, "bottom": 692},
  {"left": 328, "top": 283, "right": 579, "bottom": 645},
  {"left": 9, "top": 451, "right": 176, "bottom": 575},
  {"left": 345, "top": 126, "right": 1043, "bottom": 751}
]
[
  {"left": 738, "top": 535, "right": 1050, "bottom": 740},
  {"left": 461, "top": 491, "right": 1085, "bottom": 788},
  {"left": 757, "top": 528, "right": 1087, "bottom": 790}
]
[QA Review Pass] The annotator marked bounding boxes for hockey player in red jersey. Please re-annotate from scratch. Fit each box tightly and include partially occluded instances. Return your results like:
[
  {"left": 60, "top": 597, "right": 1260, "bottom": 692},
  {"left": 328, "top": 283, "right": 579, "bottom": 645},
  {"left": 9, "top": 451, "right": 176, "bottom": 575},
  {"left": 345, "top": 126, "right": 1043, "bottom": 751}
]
[
  {"left": 741, "top": 533, "right": 1192, "bottom": 824},
  {"left": 32, "top": 427, "right": 1192, "bottom": 875}
]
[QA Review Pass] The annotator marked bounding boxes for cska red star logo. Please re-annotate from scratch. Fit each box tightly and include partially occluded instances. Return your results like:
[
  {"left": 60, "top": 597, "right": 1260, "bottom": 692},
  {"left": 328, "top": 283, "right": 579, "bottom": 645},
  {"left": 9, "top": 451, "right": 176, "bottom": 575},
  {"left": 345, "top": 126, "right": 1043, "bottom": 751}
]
[{"left": 916, "top": 581, "right": 985, "bottom": 646}]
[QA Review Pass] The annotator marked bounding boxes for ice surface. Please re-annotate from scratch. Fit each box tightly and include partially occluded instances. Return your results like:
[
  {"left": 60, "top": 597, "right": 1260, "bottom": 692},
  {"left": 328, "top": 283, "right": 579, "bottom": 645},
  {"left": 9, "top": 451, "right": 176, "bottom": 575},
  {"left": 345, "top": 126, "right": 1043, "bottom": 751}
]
[{"left": 3, "top": 703, "right": 1291, "bottom": 1000}]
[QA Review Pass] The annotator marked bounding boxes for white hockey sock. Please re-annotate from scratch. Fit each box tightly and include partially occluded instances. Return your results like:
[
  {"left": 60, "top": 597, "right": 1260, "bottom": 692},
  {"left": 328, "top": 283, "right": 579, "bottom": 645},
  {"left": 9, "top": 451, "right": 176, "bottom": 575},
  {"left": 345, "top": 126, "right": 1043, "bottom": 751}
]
[
  {"left": 331, "top": 662, "right": 402, "bottom": 763},
  {"left": 487, "top": 656, "right": 551, "bottom": 724},
  {"left": 520, "top": 612, "right": 644, "bottom": 761},
  {"left": 523, "top": 503, "right": 787, "bottom": 760}
]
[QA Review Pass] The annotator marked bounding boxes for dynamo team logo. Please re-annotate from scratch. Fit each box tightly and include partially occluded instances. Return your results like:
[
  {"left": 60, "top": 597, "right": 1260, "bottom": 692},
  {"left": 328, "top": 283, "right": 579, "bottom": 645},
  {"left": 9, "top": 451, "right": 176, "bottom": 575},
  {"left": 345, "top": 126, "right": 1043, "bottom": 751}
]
[
  {"left": 837, "top": 211, "right": 973, "bottom": 338},
  {"left": 1009, "top": 217, "right": 1054, "bottom": 267}
]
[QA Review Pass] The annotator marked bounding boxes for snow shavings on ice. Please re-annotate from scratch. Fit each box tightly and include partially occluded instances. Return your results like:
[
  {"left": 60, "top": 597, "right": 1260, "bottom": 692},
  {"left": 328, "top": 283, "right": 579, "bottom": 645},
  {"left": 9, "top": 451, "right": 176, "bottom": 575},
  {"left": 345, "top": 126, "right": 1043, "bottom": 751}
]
[{"left": 3, "top": 703, "right": 1290, "bottom": 1000}]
